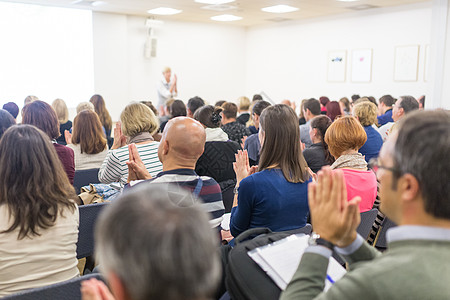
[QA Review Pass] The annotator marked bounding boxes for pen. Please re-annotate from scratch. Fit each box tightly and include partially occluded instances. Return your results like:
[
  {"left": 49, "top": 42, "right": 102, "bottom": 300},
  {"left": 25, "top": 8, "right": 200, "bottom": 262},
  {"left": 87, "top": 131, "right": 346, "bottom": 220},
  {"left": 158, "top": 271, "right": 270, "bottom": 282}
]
[{"left": 326, "top": 274, "right": 335, "bottom": 284}]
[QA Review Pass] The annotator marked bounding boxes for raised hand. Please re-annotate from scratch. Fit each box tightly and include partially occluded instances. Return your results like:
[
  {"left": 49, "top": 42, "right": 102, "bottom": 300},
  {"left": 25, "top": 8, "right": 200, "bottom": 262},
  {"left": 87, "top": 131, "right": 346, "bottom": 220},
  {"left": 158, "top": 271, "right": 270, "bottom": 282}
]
[
  {"left": 111, "top": 122, "right": 126, "bottom": 150},
  {"left": 126, "top": 143, "right": 152, "bottom": 182},
  {"left": 308, "top": 167, "right": 361, "bottom": 248},
  {"left": 64, "top": 130, "right": 72, "bottom": 144},
  {"left": 233, "top": 150, "right": 251, "bottom": 184}
]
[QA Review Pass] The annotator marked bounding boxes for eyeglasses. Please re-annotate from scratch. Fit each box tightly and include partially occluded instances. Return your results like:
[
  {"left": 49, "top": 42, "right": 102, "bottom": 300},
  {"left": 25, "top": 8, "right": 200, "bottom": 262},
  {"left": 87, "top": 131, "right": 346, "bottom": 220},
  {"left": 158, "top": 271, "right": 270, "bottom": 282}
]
[{"left": 368, "top": 158, "right": 398, "bottom": 174}]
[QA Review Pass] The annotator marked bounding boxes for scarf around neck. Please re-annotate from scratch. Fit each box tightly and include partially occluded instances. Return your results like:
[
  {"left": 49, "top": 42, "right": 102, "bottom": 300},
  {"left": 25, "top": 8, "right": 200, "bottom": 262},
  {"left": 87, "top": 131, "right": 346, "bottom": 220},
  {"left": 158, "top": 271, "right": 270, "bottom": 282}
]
[
  {"left": 128, "top": 132, "right": 154, "bottom": 144},
  {"left": 330, "top": 153, "right": 367, "bottom": 170}
]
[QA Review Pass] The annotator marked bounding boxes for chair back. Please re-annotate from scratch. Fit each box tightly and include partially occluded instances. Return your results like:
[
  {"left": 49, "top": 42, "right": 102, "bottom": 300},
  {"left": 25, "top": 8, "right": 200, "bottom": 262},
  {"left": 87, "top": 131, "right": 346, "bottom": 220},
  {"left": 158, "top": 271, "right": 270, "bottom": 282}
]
[
  {"left": 357, "top": 208, "right": 379, "bottom": 240},
  {"left": 1, "top": 274, "right": 104, "bottom": 300},
  {"left": 73, "top": 168, "right": 100, "bottom": 194},
  {"left": 77, "top": 202, "right": 109, "bottom": 259},
  {"left": 374, "top": 217, "right": 397, "bottom": 249}
]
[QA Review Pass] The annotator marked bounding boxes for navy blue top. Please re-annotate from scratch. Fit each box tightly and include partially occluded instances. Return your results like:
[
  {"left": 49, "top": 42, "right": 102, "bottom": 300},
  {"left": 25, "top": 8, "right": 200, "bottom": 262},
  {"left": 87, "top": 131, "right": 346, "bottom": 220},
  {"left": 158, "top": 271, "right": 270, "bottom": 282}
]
[
  {"left": 377, "top": 109, "right": 393, "bottom": 126},
  {"left": 230, "top": 169, "right": 310, "bottom": 237},
  {"left": 359, "top": 126, "right": 383, "bottom": 163}
]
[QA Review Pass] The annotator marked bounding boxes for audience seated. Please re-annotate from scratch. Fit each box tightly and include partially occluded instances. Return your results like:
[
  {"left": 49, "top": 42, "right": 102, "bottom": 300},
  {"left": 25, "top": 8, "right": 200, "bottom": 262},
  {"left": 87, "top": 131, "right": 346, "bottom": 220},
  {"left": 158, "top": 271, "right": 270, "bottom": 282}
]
[
  {"left": 90, "top": 94, "right": 112, "bottom": 139},
  {"left": 319, "top": 96, "right": 330, "bottom": 114},
  {"left": 66, "top": 110, "right": 108, "bottom": 170},
  {"left": 0, "top": 125, "right": 79, "bottom": 297},
  {"left": 22, "top": 100, "right": 75, "bottom": 184},
  {"left": 339, "top": 97, "right": 351, "bottom": 115},
  {"left": 325, "top": 101, "right": 342, "bottom": 121},
  {"left": 126, "top": 117, "right": 225, "bottom": 229},
  {"left": 194, "top": 105, "right": 228, "bottom": 142},
  {"left": 325, "top": 116, "right": 377, "bottom": 212},
  {"left": 236, "top": 96, "right": 251, "bottom": 125},
  {"left": 298, "top": 99, "right": 307, "bottom": 125},
  {"left": 300, "top": 98, "right": 321, "bottom": 147},
  {"left": 281, "top": 110, "right": 450, "bottom": 300},
  {"left": 303, "top": 115, "right": 334, "bottom": 173},
  {"left": 24, "top": 95, "right": 38, "bottom": 106},
  {"left": 244, "top": 100, "right": 271, "bottom": 166},
  {"left": 0, "top": 109, "right": 15, "bottom": 139},
  {"left": 187, "top": 96, "right": 205, "bottom": 118},
  {"left": 52, "top": 98, "right": 72, "bottom": 146},
  {"left": 221, "top": 102, "right": 251, "bottom": 144},
  {"left": 81, "top": 184, "right": 220, "bottom": 300},
  {"left": 230, "top": 104, "right": 310, "bottom": 237},
  {"left": 377, "top": 94, "right": 396, "bottom": 126},
  {"left": 353, "top": 101, "right": 383, "bottom": 162},
  {"left": 160, "top": 99, "right": 186, "bottom": 133},
  {"left": 98, "top": 103, "right": 162, "bottom": 186},
  {"left": 2, "top": 102, "right": 19, "bottom": 120}
]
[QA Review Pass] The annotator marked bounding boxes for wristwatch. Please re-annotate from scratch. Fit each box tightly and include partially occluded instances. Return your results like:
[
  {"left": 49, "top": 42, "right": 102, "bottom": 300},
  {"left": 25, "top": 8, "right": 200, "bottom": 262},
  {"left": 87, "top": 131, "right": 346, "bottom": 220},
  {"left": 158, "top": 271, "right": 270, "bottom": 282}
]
[
  {"left": 233, "top": 185, "right": 239, "bottom": 195},
  {"left": 308, "top": 232, "right": 335, "bottom": 251}
]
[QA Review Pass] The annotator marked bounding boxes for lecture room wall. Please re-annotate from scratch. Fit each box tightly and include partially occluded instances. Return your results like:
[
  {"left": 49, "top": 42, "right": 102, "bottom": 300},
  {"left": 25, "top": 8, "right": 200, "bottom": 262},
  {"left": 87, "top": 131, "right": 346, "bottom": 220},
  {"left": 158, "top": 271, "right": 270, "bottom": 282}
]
[{"left": 92, "top": 2, "right": 432, "bottom": 121}]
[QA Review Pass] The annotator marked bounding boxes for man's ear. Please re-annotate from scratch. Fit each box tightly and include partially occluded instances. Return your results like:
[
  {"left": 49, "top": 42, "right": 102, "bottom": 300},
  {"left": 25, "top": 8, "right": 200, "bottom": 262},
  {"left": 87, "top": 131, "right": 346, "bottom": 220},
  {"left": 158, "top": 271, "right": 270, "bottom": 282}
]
[
  {"left": 399, "top": 173, "right": 420, "bottom": 203},
  {"left": 162, "top": 140, "right": 170, "bottom": 155}
]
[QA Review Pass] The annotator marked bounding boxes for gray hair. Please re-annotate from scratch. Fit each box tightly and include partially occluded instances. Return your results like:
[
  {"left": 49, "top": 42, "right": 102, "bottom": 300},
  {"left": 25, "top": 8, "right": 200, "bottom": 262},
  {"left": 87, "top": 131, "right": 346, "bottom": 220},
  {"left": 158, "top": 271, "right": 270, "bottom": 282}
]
[
  {"left": 95, "top": 183, "right": 221, "bottom": 300},
  {"left": 398, "top": 95, "right": 419, "bottom": 114},
  {"left": 76, "top": 101, "right": 95, "bottom": 114},
  {"left": 393, "top": 110, "right": 450, "bottom": 219}
]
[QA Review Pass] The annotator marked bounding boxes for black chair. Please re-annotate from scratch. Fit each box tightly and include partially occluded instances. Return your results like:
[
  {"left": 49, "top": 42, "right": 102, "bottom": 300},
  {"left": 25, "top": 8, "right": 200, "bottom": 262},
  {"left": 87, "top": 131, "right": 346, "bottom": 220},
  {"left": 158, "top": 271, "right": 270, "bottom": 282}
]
[
  {"left": 356, "top": 208, "right": 379, "bottom": 240},
  {"left": 73, "top": 168, "right": 100, "bottom": 194},
  {"left": 77, "top": 202, "right": 109, "bottom": 259},
  {"left": 374, "top": 217, "right": 397, "bottom": 250},
  {"left": 1, "top": 273, "right": 104, "bottom": 300}
]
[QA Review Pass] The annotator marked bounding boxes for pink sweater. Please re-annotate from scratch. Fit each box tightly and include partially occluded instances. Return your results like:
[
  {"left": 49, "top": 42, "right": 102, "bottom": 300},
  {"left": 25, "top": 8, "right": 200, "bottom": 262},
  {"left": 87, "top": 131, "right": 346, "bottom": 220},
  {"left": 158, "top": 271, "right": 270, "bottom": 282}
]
[{"left": 341, "top": 168, "right": 377, "bottom": 213}]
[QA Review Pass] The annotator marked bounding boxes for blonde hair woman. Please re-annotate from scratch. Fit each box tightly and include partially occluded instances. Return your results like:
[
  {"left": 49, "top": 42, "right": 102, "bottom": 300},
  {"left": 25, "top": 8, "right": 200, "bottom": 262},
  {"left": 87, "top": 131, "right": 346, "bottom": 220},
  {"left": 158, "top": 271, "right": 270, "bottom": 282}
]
[
  {"left": 98, "top": 103, "right": 162, "bottom": 186},
  {"left": 52, "top": 98, "right": 72, "bottom": 145}
]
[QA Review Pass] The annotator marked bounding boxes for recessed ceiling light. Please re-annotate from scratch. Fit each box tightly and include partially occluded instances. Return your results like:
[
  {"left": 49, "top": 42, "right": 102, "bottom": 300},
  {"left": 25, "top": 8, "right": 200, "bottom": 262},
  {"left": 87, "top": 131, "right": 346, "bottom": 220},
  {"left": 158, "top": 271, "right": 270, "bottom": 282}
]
[
  {"left": 261, "top": 5, "right": 299, "bottom": 13},
  {"left": 210, "top": 14, "right": 242, "bottom": 21},
  {"left": 91, "top": 1, "right": 105, "bottom": 6},
  {"left": 147, "top": 7, "right": 182, "bottom": 15},
  {"left": 195, "top": 0, "right": 235, "bottom": 4}
]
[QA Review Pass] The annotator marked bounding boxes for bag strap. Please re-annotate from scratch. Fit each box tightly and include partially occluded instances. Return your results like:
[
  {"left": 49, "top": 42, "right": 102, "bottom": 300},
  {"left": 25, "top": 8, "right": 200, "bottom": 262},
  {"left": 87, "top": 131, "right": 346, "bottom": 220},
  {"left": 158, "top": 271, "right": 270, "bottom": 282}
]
[
  {"left": 193, "top": 177, "right": 203, "bottom": 197},
  {"left": 235, "top": 227, "right": 272, "bottom": 245}
]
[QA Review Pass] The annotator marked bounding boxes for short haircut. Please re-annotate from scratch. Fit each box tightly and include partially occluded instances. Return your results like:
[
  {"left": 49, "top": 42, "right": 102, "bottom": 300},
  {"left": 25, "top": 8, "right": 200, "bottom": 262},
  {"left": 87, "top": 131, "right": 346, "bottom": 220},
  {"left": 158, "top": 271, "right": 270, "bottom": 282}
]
[
  {"left": 76, "top": 102, "right": 95, "bottom": 114},
  {"left": 379, "top": 95, "right": 396, "bottom": 107},
  {"left": 221, "top": 102, "right": 238, "bottom": 119},
  {"left": 237, "top": 96, "right": 250, "bottom": 110},
  {"left": 398, "top": 96, "right": 419, "bottom": 114},
  {"left": 215, "top": 100, "right": 226, "bottom": 107},
  {"left": 252, "top": 94, "right": 263, "bottom": 101},
  {"left": 351, "top": 94, "right": 360, "bottom": 103},
  {"left": 325, "top": 116, "right": 367, "bottom": 158},
  {"left": 120, "top": 103, "right": 159, "bottom": 137},
  {"left": 22, "top": 100, "right": 60, "bottom": 140},
  {"left": 169, "top": 100, "right": 187, "bottom": 118},
  {"left": 325, "top": 101, "right": 342, "bottom": 121},
  {"left": 96, "top": 183, "right": 220, "bottom": 300},
  {"left": 194, "top": 105, "right": 223, "bottom": 128},
  {"left": 2, "top": 102, "right": 19, "bottom": 119},
  {"left": 353, "top": 101, "right": 378, "bottom": 126},
  {"left": 394, "top": 110, "right": 450, "bottom": 219},
  {"left": 52, "top": 98, "right": 69, "bottom": 123},
  {"left": 0, "top": 109, "right": 15, "bottom": 139},
  {"left": 303, "top": 98, "right": 321, "bottom": 116},
  {"left": 24, "top": 95, "right": 38, "bottom": 105},
  {"left": 252, "top": 100, "right": 271, "bottom": 116},
  {"left": 140, "top": 101, "right": 158, "bottom": 116},
  {"left": 72, "top": 110, "right": 107, "bottom": 154},
  {"left": 187, "top": 96, "right": 205, "bottom": 115},
  {"left": 319, "top": 96, "right": 330, "bottom": 107}
]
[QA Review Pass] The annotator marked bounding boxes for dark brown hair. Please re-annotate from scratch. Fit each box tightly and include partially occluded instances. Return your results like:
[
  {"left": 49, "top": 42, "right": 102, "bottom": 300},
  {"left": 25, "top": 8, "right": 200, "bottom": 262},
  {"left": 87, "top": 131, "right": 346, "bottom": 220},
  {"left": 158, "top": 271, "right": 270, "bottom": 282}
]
[
  {"left": 325, "top": 101, "right": 342, "bottom": 121},
  {"left": 72, "top": 110, "right": 107, "bottom": 154},
  {"left": 325, "top": 116, "right": 367, "bottom": 158},
  {"left": 310, "top": 115, "right": 335, "bottom": 164},
  {"left": 0, "top": 109, "right": 15, "bottom": 139},
  {"left": 194, "top": 105, "right": 223, "bottom": 128},
  {"left": 221, "top": 102, "right": 238, "bottom": 119},
  {"left": 170, "top": 100, "right": 187, "bottom": 118},
  {"left": 22, "top": 100, "right": 60, "bottom": 139},
  {"left": 259, "top": 104, "right": 309, "bottom": 183},
  {"left": 0, "top": 125, "right": 77, "bottom": 239},
  {"left": 90, "top": 94, "right": 112, "bottom": 133}
]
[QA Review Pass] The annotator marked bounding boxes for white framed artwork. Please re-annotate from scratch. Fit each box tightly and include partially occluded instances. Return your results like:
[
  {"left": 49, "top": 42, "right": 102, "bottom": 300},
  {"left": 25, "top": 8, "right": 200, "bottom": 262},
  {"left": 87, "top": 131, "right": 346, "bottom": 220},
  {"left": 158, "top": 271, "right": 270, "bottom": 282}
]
[
  {"left": 424, "top": 44, "right": 430, "bottom": 82},
  {"left": 351, "top": 49, "right": 372, "bottom": 82},
  {"left": 394, "top": 45, "right": 419, "bottom": 82},
  {"left": 327, "top": 50, "right": 347, "bottom": 82}
]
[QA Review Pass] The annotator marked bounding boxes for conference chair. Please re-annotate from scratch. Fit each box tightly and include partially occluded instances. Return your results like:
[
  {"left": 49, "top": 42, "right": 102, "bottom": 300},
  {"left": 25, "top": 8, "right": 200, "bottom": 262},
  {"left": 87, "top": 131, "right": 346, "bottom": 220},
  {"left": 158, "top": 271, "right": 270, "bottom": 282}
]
[
  {"left": 1, "top": 273, "right": 104, "bottom": 300},
  {"left": 374, "top": 217, "right": 397, "bottom": 250},
  {"left": 73, "top": 168, "right": 100, "bottom": 194},
  {"left": 356, "top": 208, "right": 379, "bottom": 240}
]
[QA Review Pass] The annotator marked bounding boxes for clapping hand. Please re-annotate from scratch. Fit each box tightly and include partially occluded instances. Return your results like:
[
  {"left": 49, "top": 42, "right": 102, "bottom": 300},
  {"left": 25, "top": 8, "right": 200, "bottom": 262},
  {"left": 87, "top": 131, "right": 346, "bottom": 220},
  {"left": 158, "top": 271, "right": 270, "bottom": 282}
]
[
  {"left": 233, "top": 150, "right": 257, "bottom": 184},
  {"left": 308, "top": 167, "right": 361, "bottom": 248},
  {"left": 81, "top": 278, "right": 115, "bottom": 300},
  {"left": 64, "top": 130, "right": 72, "bottom": 144},
  {"left": 126, "top": 143, "right": 152, "bottom": 183},
  {"left": 111, "top": 122, "right": 127, "bottom": 150}
]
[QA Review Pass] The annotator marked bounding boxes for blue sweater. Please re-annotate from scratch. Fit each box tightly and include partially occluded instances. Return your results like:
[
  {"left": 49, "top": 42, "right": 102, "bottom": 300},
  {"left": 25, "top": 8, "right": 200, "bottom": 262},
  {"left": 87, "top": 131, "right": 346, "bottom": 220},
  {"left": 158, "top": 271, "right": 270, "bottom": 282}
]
[
  {"left": 377, "top": 109, "right": 393, "bottom": 126},
  {"left": 359, "top": 126, "right": 383, "bottom": 163},
  {"left": 230, "top": 169, "right": 310, "bottom": 237}
]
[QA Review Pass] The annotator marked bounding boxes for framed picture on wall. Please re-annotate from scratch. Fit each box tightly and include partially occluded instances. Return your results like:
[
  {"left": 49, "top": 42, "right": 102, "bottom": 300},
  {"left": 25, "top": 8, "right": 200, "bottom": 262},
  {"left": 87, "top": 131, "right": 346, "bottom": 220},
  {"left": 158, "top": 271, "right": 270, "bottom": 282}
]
[
  {"left": 394, "top": 45, "right": 419, "bottom": 82},
  {"left": 351, "top": 49, "right": 372, "bottom": 82},
  {"left": 327, "top": 50, "right": 347, "bottom": 82},
  {"left": 424, "top": 44, "right": 430, "bottom": 82}
]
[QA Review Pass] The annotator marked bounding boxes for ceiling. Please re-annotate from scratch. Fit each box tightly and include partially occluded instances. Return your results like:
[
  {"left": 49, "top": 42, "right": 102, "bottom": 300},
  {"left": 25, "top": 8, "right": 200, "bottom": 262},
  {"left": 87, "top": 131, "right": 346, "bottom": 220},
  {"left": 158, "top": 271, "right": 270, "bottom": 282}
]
[{"left": 2, "top": 0, "right": 430, "bottom": 27}]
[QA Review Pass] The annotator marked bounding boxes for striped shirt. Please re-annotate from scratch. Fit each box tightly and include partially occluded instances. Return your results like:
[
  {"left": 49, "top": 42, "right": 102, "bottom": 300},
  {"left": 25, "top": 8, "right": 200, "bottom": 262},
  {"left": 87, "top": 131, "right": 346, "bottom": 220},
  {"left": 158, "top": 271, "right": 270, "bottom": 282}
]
[
  {"left": 132, "top": 169, "right": 225, "bottom": 228},
  {"left": 98, "top": 142, "right": 163, "bottom": 186}
]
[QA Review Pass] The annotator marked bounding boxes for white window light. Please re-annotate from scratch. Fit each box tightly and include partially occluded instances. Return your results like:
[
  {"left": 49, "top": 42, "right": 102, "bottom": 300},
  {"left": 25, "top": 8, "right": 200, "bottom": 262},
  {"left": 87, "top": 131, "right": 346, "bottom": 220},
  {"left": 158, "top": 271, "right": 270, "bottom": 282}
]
[
  {"left": 261, "top": 4, "right": 299, "bottom": 13},
  {"left": 147, "top": 7, "right": 182, "bottom": 15},
  {"left": 195, "top": 0, "right": 235, "bottom": 4},
  {"left": 210, "top": 14, "right": 242, "bottom": 21}
]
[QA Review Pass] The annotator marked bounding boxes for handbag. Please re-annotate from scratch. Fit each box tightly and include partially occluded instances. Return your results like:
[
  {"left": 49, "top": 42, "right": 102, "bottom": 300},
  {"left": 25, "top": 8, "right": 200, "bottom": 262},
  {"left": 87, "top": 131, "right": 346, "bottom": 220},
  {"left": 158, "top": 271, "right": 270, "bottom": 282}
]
[{"left": 78, "top": 184, "right": 107, "bottom": 205}]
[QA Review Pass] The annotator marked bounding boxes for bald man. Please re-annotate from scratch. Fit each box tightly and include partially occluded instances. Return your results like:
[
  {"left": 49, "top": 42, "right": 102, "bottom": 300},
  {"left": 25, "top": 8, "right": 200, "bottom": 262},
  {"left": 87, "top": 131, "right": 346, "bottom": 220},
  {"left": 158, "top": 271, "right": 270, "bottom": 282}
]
[{"left": 126, "top": 117, "right": 225, "bottom": 228}]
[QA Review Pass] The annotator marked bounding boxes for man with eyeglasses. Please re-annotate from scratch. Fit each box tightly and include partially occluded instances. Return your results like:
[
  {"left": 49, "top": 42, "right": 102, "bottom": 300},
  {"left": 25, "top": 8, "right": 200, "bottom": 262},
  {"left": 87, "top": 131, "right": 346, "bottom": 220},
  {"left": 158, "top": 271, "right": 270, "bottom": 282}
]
[{"left": 281, "top": 110, "right": 450, "bottom": 300}]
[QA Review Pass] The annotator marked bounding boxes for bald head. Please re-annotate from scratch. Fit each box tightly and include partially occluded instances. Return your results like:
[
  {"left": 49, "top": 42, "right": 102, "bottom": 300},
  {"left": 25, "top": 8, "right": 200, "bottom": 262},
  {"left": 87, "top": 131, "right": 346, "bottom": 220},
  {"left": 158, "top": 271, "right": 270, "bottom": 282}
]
[{"left": 161, "top": 117, "right": 206, "bottom": 163}]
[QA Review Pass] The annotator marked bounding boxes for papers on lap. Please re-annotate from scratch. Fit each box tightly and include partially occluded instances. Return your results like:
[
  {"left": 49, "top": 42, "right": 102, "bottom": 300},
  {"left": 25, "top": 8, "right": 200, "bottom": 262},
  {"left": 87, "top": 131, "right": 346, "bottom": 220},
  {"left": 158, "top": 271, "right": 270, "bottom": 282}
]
[{"left": 248, "top": 234, "right": 346, "bottom": 291}]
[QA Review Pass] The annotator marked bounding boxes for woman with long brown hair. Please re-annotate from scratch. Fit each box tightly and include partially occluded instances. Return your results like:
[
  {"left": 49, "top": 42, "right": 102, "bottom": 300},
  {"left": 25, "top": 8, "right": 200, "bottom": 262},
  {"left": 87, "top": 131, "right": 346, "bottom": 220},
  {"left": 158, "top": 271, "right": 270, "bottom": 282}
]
[
  {"left": 66, "top": 109, "right": 108, "bottom": 170},
  {"left": 90, "top": 94, "right": 112, "bottom": 138},
  {"left": 230, "top": 104, "right": 311, "bottom": 237},
  {"left": 0, "top": 125, "right": 79, "bottom": 296},
  {"left": 303, "top": 115, "right": 334, "bottom": 173}
]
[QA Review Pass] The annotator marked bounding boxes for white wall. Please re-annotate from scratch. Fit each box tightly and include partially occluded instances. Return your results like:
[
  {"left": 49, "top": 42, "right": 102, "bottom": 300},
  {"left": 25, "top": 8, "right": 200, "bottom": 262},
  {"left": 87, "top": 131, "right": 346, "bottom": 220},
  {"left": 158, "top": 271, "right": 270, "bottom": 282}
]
[
  {"left": 244, "top": 2, "right": 432, "bottom": 106},
  {"left": 92, "top": 13, "right": 247, "bottom": 121}
]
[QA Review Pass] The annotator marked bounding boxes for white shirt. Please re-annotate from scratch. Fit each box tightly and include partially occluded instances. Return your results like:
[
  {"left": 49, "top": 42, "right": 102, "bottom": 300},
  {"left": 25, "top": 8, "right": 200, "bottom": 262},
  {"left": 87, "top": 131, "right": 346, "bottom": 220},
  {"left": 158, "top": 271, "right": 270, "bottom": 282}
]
[{"left": 156, "top": 75, "right": 177, "bottom": 108}]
